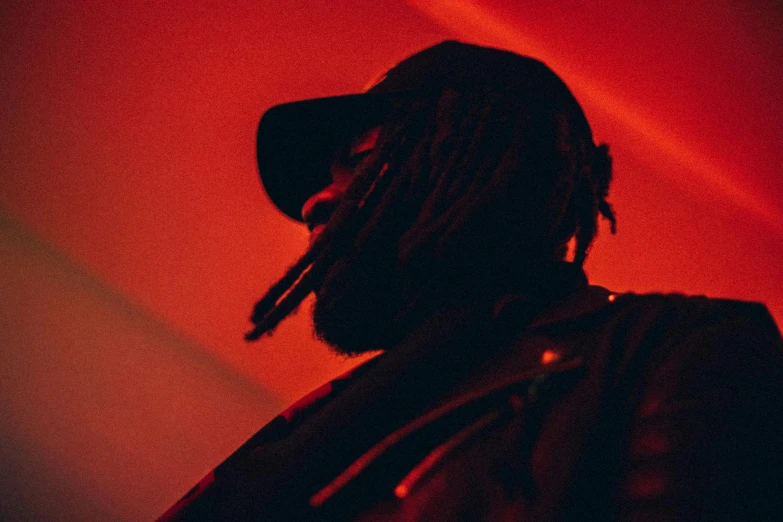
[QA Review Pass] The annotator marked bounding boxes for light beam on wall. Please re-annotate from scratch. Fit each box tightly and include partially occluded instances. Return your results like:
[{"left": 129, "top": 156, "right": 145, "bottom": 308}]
[{"left": 406, "top": 0, "right": 783, "bottom": 235}]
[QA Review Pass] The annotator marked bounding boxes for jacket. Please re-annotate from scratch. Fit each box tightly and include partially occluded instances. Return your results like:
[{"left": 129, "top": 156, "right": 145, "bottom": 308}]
[{"left": 160, "top": 285, "right": 783, "bottom": 521}]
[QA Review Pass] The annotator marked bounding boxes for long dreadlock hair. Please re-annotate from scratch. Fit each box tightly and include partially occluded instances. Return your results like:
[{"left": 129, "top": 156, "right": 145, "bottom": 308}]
[{"left": 246, "top": 87, "right": 615, "bottom": 349}]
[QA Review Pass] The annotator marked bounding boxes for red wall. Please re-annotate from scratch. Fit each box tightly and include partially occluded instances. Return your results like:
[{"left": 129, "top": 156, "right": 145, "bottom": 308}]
[{"left": 1, "top": 1, "right": 780, "bottom": 518}]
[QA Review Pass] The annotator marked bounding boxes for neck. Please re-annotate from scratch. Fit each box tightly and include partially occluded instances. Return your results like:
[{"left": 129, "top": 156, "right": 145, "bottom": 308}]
[{"left": 395, "top": 261, "right": 587, "bottom": 340}]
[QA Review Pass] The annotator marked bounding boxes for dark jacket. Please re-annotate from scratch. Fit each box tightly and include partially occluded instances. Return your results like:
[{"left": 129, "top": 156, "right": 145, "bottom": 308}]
[{"left": 161, "top": 285, "right": 783, "bottom": 521}]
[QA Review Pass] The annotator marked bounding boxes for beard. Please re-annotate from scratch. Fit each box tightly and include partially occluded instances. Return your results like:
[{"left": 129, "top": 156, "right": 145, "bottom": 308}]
[
  {"left": 310, "top": 242, "right": 507, "bottom": 356},
  {"left": 310, "top": 224, "right": 518, "bottom": 356},
  {"left": 309, "top": 205, "right": 564, "bottom": 356},
  {"left": 311, "top": 249, "right": 408, "bottom": 356}
]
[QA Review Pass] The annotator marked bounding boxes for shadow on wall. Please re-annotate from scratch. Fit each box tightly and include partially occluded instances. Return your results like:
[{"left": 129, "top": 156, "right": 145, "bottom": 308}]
[{"left": 0, "top": 208, "right": 283, "bottom": 521}]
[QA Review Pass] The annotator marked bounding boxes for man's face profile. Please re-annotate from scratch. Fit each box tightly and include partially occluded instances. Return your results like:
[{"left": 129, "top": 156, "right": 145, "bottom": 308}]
[
  {"left": 247, "top": 42, "right": 616, "bottom": 352},
  {"left": 299, "top": 124, "right": 394, "bottom": 356},
  {"left": 301, "top": 126, "right": 382, "bottom": 246}
]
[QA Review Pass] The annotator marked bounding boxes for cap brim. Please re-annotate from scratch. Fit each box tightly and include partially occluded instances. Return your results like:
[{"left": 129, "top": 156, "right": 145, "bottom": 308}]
[{"left": 256, "top": 93, "right": 393, "bottom": 221}]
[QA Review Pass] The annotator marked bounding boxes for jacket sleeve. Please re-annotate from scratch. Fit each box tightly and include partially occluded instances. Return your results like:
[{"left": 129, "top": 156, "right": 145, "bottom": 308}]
[
  {"left": 157, "top": 356, "right": 380, "bottom": 521},
  {"left": 616, "top": 301, "right": 783, "bottom": 520}
]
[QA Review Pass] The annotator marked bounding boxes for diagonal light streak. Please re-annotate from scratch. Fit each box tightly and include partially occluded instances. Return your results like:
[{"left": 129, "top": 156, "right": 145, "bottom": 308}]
[{"left": 406, "top": 0, "right": 783, "bottom": 234}]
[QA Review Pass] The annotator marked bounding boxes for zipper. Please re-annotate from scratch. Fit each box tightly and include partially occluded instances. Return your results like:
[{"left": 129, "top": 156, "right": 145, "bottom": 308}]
[{"left": 309, "top": 356, "right": 585, "bottom": 508}]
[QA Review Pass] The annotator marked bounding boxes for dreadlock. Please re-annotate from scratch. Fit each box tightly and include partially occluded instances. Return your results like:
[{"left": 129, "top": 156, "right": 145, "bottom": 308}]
[{"left": 246, "top": 87, "right": 615, "bottom": 348}]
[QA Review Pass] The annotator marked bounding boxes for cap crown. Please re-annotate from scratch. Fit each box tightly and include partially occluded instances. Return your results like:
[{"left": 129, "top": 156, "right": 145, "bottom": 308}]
[{"left": 257, "top": 41, "right": 591, "bottom": 221}]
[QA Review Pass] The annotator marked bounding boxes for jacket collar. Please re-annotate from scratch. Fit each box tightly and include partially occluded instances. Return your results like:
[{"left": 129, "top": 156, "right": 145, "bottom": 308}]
[
  {"left": 492, "top": 285, "right": 617, "bottom": 330},
  {"left": 526, "top": 285, "right": 616, "bottom": 329},
  {"left": 489, "top": 261, "right": 615, "bottom": 332}
]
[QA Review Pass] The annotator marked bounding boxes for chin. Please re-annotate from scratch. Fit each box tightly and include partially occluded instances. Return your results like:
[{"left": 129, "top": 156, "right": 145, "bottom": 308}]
[{"left": 311, "top": 293, "right": 399, "bottom": 357}]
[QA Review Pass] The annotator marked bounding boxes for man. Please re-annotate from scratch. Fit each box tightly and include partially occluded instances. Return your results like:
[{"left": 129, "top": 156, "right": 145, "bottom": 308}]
[{"left": 161, "top": 41, "right": 782, "bottom": 521}]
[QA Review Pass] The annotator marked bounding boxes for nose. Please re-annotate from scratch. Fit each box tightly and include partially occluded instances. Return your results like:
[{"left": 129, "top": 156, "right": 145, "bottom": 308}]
[{"left": 301, "top": 184, "right": 344, "bottom": 231}]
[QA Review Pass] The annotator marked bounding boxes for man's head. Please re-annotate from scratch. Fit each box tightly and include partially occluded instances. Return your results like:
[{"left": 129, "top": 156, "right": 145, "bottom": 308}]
[{"left": 247, "top": 41, "right": 615, "bottom": 354}]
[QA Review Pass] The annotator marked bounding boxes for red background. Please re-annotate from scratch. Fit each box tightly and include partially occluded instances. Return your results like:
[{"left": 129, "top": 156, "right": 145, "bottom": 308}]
[{"left": 1, "top": 1, "right": 781, "bottom": 519}]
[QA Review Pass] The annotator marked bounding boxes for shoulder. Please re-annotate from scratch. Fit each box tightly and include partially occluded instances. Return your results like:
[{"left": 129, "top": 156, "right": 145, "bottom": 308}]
[
  {"left": 602, "top": 291, "right": 782, "bottom": 370},
  {"left": 546, "top": 287, "right": 780, "bottom": 356},
  {"left": 548, "top": 290, "right": 783, "bottom": 519},
  {"left": 593, "top": 290, "right": 783, "bottom": 389},
  {"left": 525, "top": 287, "right": 783, "bottom": 438},
  {"left": 527, "top": 287, "right": 781, "bottom": 370},
  {"left": 498, "top": 286, "right": 783, "bottom": 395},
  {"left": 528, "top": 285, "right": 778, "bottom": 336},
  {"left": 607, "top": 294, "right": 783, "bottom": 518},
  {"left": 608, "top": 291, "right": 778, "bottom": 331}
]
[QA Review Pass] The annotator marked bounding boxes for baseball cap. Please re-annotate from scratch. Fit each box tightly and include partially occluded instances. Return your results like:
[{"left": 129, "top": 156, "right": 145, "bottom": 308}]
[{"left": 256, "top": 40, "right": 589, "bottom": 221}]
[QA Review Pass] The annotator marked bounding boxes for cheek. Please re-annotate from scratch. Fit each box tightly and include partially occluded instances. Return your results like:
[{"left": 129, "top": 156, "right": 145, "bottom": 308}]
[{"left": 331, "top": 168, "right": 357, "bottom": 191}]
